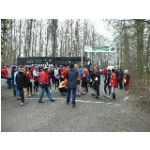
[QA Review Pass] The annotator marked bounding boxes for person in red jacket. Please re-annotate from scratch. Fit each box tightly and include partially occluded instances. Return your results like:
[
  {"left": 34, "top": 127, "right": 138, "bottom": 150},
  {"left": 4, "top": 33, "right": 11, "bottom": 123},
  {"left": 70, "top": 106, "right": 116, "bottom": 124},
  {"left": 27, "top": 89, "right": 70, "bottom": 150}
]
[
  {"left": 124, "top": 70, "right": 130, "bottom": 94},
  {"left": 38, "top": 67, "right": 54, "bottom": 103},
  {"left": 60, "top": 66, "right": 69, "bottom": 81},
  {"left": 1, "top": 66, "right": 8, "bottom": 79},
  {"left": 26, "top": 67, "right": 33, "bottom": 96},
  {"left": 111, "top": 69, "right": 118, "bottom": 100}
]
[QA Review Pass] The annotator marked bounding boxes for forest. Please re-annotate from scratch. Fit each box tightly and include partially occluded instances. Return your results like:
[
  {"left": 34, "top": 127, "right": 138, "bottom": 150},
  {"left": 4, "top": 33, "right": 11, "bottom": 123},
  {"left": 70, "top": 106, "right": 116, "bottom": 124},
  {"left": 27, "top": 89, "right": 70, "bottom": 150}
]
[{"left": 1, "top": 19, "right": 116, "bottom": 67}]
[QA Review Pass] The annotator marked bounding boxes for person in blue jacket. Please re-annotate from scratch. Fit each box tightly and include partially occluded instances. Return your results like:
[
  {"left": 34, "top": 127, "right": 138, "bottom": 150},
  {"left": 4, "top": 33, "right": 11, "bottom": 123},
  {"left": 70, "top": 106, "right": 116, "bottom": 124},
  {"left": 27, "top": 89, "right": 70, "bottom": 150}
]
[{"left": 66, "top": 64, "right": 78, "bottom": 108}]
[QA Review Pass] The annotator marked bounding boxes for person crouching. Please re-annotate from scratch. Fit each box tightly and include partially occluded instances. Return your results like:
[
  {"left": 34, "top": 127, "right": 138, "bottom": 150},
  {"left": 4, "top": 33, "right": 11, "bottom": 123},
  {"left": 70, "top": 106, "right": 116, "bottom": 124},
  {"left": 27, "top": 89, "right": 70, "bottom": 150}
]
[{"left": 58, "top": 79, "right": 68, "bottom": 96}]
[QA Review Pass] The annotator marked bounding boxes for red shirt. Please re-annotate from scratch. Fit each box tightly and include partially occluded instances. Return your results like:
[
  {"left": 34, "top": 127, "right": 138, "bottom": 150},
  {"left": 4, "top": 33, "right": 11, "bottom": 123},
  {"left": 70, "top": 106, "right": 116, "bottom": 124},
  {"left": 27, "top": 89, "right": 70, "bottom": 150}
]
[
  {"left": 111, "top": 73, "right": 118, "bottom": 87},
  {"left": 26, "top": 70, "right": 32, "bottom": 80},
  {"left": 61, "top": 69, "right": 68, "bottom": 79},
  {"left": 124, "top": 74, "right": 130, "bottom": 86},
  {"left": 1, "top": 68, "right": 8, "bottom": 78},
  {"left": 39, "top": 71, "right": 49, "bottom": 83}
]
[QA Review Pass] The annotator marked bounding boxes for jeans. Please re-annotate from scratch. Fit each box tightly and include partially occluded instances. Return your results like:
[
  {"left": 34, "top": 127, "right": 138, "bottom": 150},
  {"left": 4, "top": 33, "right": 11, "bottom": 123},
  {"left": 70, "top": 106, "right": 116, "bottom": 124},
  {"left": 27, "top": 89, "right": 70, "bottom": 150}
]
[
  {"left": 34, "top": 81, "right": 39, "bottom": 92},
  {"left": 7, "top": 78, "right": 12, "bottom": 88},
  {"left": 15, "top": 85, "right": 21, "bottom": 97},
  {"left": 95, "top": 86, "right": 100, "bottom": 97},
  {"left": 39, "top": 87, "right": 52, "bottom": 101},
  {"left": 27, "top": 81, "right": 32, "bottom": 95},
  {"left": 111, "top": 86, "right": 116, "bottom": 99},
  {"left": 67, "top": 87, "right": 76, "bottom": 105},
  {"left": 18, "top": 86, "right": 24, "bottom": 103},
  {"left": 104, "top": 83, "right": 111, "bottom": 95}
]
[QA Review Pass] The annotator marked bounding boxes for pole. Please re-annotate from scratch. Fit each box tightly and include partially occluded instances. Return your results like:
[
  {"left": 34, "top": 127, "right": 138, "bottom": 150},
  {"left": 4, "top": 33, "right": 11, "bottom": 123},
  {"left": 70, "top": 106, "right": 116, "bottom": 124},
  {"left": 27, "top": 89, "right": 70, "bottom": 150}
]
[{"left": 81, "top": 48, "right": 83, "bottom": 66}]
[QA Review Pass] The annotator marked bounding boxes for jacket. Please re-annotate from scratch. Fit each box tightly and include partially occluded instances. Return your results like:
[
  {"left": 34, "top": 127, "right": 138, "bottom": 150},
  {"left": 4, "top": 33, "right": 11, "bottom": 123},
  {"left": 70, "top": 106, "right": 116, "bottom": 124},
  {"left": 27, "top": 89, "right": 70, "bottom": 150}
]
[
  {"left": 33, "top": 69, "right": 39, "bottom": 82},
  {"left": 111, "top": 73, "right": 118, "bottom": 87},
  {"left": 104, "top": 73, "right": 111, "bottom": 85},
  {"left": 93, "top": 71, "right": 101, "bottom": 87},
  {"left": 67, "top": 68, "right": 78, "bottom": 89},
  {"left": 14, "top": 71, "right": 19, "bottom": 85},
  {"left": 124, "top": 74, "right": 130, "bottom": 86},
  {"left": 39, "top": 70, "right": 49, "bottom": 83},
  {"left": 16, "top": 72, "right": 27, "bottom": 88}
]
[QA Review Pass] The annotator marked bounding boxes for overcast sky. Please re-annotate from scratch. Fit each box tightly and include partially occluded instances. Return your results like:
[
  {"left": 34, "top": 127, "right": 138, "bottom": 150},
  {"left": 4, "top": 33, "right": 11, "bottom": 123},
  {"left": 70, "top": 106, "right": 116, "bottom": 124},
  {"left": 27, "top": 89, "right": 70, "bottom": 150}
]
[{"left": 92, "top": 20, "right": 114, "bottom": 42}]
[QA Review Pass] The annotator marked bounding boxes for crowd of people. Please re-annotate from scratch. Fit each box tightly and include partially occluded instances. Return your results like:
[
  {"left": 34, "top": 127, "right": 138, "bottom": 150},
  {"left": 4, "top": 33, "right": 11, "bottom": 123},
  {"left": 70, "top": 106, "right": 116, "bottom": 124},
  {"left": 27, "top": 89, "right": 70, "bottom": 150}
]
[{"left": 1, "top": 64, "right": 130, "bottom": 107}]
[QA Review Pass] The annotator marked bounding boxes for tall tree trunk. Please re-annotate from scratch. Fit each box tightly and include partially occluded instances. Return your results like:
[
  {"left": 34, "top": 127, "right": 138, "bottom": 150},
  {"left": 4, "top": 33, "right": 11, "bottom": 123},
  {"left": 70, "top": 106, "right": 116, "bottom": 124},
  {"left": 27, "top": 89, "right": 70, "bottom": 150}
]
[
  {"left": 39, "top": 20, "right": 43, "bottom": 56},
  {"left": 51, "top": 19, "right": 58, "bottom": 57},
  {"left": 135, "top": 19, "right": 145, "bottom": 78},
  {"left": 70, "top": 20, "right": 73, "bottom": 56},
  {"left": 13, "top": 20, "right": 17, "bottom": 64},
  {"left": 28, "top": 19, "right": 33, "bottom": 57},
  {"left": 146, "top": 26, "right": 150, "bottom": 84},
  {"left": 45, "top": 20, "right": 51, "bottom": 57},
  {"left": 19, "top": 19, "right": 22, "bottom": 57}
]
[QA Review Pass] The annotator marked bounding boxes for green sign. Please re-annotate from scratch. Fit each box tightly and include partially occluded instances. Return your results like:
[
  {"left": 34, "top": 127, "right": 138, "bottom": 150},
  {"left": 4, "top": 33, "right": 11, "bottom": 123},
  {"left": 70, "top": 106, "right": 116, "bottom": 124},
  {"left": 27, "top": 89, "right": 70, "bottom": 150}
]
[{"left": 84, "top": 46, "right": 116, "bottom": 53}]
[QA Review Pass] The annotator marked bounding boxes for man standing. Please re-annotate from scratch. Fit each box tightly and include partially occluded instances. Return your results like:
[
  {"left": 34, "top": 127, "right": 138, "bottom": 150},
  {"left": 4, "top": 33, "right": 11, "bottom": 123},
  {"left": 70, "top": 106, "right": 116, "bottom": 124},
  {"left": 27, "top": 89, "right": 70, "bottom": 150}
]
[
  {"left": 38, "top": 67, "right": 54, "bottom": 103},
  {"left": 118, "top": 68, "right": 124, "bottom": 89},
  {"left": 33, "top": 66, "right": 40, "bottom": 94},
  {"left": 16, "top": 67, "right": 27, "bottom": 106},
  {"left": 92, "top": 67, "right": 101, "bottom": 98},
  {"left": 66, "top": 64, "right": 78, "bottom": 108},
  {"left": 104, "top": 69, "right": 111, "bottom": 97},
  {"left": 54, "top": 65, "right": 60, "bottom": 88},
  {"left": 14, "top": 66, "right": 21, "bottom": 99},
  {"left": 26, "top": 67, "right": 33, "bottom": 96}
]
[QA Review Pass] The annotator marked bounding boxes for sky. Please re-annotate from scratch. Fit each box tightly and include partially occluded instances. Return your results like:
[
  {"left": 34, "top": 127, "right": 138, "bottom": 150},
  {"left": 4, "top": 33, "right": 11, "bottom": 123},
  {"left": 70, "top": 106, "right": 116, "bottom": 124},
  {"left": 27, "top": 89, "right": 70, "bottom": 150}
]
[
  {"left": 93, "top": 20, "right": 114, "bottom": 42},
  {"left": 59, "top": 19, "right": 115, "bottom": 43}
]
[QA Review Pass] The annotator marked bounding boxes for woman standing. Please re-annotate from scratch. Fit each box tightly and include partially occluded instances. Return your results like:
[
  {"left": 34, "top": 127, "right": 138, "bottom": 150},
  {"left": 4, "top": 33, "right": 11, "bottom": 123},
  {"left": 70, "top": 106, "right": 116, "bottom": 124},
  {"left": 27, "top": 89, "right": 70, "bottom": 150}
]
[
  {"left": 111, "top": 69, "right": 118, "bottom": 100},
  {"left": 92, "top": 67, "right": 101, "bottom": 98}
]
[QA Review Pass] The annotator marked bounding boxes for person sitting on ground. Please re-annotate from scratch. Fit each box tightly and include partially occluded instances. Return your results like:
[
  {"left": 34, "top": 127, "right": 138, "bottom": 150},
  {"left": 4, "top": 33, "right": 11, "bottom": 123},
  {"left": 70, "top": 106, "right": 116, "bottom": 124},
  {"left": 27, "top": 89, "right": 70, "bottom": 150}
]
[{"left": 58, "top": 78, "right": 68, "bottom": 96}]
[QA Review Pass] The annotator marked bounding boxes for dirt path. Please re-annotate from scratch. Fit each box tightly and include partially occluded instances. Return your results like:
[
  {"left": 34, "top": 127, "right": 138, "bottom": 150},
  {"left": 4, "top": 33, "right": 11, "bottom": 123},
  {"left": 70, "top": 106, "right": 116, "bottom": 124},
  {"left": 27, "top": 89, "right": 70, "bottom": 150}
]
[{"left": 1, "top": 80, "right": 150, "bottom": 132}]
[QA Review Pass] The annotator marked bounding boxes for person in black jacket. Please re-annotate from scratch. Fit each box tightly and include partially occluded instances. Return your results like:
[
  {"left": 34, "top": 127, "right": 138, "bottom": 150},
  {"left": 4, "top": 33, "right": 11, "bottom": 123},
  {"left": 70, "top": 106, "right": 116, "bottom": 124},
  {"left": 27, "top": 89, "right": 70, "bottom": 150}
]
[
  {"left": 104, "top": 69, "right": 111, "bottom": 97},
  {"left": 16, "top": 67, "right": 27, "bottom": 106},
  {"left": 92, "top": 67, "right": 101, "bottom": 98},
  {"left": 118, "top": 68, "right": 124, "bottom": 89},
  {"left": 11, "top": 66, "right": 16, "bottom": 96}
]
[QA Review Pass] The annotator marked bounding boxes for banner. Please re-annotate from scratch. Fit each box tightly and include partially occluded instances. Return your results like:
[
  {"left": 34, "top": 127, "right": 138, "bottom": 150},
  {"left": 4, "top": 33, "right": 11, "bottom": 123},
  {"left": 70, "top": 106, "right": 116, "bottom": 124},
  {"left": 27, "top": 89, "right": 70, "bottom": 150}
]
[{"left": 84, "top": 46, "right": 116, "bottom": 53}]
